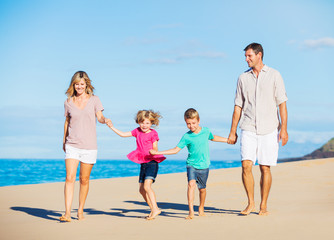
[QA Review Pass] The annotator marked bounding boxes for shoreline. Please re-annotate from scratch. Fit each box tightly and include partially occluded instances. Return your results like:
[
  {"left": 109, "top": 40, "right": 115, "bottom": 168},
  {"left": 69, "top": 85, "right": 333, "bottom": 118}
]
[{"left": 1, "top": 157, "right": 333, "bottom": 240}]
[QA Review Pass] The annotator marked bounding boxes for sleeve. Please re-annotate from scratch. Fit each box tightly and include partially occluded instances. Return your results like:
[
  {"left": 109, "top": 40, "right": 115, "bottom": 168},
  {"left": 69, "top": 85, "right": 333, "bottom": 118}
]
[
  {"left": 64, "top": 100, "right": 69, "bottom": 117},
  {"left": 176, "top": 134, "right": 187, "bottom": 149},
  {"left": 208, "top": 128, "right": 214, "bottom": 140},
  {"left": 131, "top": 128, "right": 138, "bottom": 137},
  {"left": 151, "top": 130, "right": 159, "bottom": 142},
  {"left": 234, "top": 76, "right": 244, "bottom": 108},
  {"left": 94, "top": 96, "right": 104, "bottom": 113},
  {"left": 274, "top": 72, "right": 288, "bottom": 106}
]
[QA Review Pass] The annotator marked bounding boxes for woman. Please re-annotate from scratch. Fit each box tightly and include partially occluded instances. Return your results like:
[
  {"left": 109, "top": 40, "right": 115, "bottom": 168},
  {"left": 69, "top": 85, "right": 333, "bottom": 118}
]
[{"left": 60, "top": 71, "right": 109, "bottom": 222}]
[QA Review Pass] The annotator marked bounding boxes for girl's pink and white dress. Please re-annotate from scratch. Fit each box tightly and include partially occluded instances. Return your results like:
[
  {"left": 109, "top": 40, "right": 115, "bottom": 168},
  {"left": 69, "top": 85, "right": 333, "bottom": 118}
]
[{"left": 127, "top": 127, "right": 166, "bottom": 164}]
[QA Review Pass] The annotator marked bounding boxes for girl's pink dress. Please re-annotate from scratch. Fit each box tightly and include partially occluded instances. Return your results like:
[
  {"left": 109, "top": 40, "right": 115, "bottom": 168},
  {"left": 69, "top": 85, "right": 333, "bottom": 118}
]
[{"left": 127, "top": 128, "right": 166, "bottom": 164}]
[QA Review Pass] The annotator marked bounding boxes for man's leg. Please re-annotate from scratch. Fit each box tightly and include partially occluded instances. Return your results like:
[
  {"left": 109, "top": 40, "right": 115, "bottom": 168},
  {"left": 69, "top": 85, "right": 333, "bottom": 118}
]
[
  {"left": 241, "top": 160, "right": 255, "bottom": 215},
  {"left": 259, "top": 165, "right": 272, "bottom": 215}
]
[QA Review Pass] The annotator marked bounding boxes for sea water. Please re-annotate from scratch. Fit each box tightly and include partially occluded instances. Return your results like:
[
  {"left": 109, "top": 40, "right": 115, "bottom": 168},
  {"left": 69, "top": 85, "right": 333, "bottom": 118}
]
[{"left": 0, "top": 159, "right": 241, "bottom": 187}]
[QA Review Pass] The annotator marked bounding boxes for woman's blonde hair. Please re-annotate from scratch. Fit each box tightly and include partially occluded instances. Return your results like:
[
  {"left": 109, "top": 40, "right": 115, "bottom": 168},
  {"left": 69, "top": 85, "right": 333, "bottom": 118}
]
[
  {"left": 65, "top": 71, "right": 95, "bottom": 98},
  {"left": 135, "top": 110, "right": 162, "bottom": 127}
]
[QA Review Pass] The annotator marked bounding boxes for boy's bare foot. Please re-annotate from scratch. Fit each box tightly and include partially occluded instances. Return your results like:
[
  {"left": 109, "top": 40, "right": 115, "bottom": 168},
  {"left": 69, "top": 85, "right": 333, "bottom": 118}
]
[
  {"left": 146, "top": 209, "right": 161, "bottom": 220},
  {"left": 240, "top": 204, "right": 255, "bottom": 215},
  {"left": 77, "top": 212, "right": 85, "bottom": 220},
  {"left": 185, "top": 213, "right": 194, "bottom": 220},
  {"left": 198, "top": 207, "right": 205, "bottom": 216},
  {"left": 259, "top": 208, "right": 269, "bottom": 216},
  {"left": 59, "top": 215, "right": 71, "bottom": 222}
]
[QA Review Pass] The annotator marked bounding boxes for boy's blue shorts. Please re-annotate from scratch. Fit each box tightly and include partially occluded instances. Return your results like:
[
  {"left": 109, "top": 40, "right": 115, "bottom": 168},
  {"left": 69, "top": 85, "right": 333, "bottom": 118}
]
[
  {"left": 187, "top": 165, "right": 209, "bottom": 189},
  {"left": 139, "top": 161, "right": 159, "bottom": 183}
]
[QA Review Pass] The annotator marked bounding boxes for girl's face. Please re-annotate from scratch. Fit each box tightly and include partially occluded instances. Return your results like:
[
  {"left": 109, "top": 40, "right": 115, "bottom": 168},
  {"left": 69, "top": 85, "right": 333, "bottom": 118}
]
[
  {"left": 139, "top": 118, "right": 152, "bottom": 133},
  {"left": 74, "top": 79, "right": 87, "bottom": 96}
]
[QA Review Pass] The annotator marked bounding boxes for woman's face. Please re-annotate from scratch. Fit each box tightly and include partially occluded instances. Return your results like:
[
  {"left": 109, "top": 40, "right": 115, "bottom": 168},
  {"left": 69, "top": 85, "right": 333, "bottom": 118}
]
[{"left": 74, "top": 79, "right": 86, "bottom": 96}]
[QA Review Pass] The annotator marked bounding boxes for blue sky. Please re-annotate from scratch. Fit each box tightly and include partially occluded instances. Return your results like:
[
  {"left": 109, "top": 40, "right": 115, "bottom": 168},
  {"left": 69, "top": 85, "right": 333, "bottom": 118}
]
[{"left": 0, "top": 0, "right": 333, "bottom": 160}]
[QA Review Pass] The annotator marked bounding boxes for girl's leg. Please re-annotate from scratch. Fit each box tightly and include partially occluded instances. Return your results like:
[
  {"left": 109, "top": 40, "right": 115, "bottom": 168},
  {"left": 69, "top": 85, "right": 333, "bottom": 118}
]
[
  {"left": 144, "top": 179, "right": 161, "bottom": 220},
  {"left": 186, "top": 180, "right": 196, "bottom": 219},
  {"left": 198, "top": 188, "right": 206, "bottom": 216},
  {"left": 139, "top": 183, "right": 153, "bottom": 210},
  {"left": 77, "top": 162, "right": 94, "bottom": 220},
  {"left": 63, "top": 158, "right": 80, "bottom": 221}
]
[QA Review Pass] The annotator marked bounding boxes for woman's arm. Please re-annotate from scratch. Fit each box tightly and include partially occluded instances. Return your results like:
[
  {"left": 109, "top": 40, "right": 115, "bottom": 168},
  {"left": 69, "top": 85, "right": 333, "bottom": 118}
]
[
  {"left": 150, "top": 146, "right": 181, "bottom": 155},
  {"left": 63, "top": 117, "right": 70, "bottom": 152},
  {"left": 96, "top": 110, "right": 107, "bottom": 124},
  {"left": 211, "top": 135, "right": 228, "bottom": 143}
]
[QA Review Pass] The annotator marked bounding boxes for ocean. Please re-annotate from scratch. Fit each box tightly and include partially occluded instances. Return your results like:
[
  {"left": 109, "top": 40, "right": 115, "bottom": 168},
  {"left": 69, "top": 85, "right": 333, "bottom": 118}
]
[{"left": 0, "top": 159, "right": 242, "bottom": 187}]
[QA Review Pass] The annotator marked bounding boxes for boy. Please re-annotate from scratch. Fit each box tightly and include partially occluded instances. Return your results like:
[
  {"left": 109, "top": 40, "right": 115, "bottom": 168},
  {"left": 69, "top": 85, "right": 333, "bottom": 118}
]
[{"left": 150, "top": 108, "right": 227, "bottom": 219}]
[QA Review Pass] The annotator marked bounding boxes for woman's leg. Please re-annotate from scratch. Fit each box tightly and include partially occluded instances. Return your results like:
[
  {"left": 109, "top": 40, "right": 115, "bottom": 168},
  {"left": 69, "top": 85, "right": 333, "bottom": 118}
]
[
  {"left": 63, "top": 158, "right": 79, "bottom": 221},
  {"left": 77, "top": 162, "right": 94, "bottom": 220}
]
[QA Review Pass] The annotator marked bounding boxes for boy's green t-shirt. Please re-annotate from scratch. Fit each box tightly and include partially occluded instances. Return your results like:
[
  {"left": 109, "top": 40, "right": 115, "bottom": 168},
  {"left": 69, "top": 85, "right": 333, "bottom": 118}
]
[{"left": 177, "top": 127, "right": 214, "bottom": 169}]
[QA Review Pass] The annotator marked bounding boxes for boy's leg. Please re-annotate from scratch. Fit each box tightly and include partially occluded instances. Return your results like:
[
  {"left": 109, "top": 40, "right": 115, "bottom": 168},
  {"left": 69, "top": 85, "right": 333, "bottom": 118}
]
[
  {"left": 198, "top": 188, "right": 206, "bottom": 216},
  {"left": 186, "top": 180, "right": 196, "bottom": 219},
  {"left": 144, "top": 179, "right": 161, "bottom": 220}
]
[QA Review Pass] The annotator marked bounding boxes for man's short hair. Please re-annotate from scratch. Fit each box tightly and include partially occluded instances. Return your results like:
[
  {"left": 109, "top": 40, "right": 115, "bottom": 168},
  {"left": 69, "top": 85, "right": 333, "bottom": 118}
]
[
  {"left": 184, "top": 108, "right": 199, "bottom": 120},
  {"left": 244, "top": 43, "right": 264, "bottom": 60}
]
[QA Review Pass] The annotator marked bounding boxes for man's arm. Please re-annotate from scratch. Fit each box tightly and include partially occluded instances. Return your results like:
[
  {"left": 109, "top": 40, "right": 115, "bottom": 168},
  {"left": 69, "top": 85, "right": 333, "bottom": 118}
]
[
  {"left": 278, "top": 101, "right": 288, "bottom": 146},
  {"left": 227, "top": 105, "right": 242, "bottom": 144}
]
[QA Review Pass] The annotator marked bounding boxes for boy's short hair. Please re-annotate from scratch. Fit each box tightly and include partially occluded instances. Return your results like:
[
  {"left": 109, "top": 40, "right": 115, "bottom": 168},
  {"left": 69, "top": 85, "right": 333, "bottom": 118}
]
[{"left": 184, "top": 108, "right": 199, "bottom": 120}]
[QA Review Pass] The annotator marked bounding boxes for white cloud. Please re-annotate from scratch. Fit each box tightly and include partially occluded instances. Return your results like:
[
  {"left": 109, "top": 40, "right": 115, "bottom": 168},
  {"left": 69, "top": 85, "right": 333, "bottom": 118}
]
[
  {"left": 289, "top": 130, "right": 334, "bottom": 144},
  {"left": 303, "top": 37, "right": 334, "bottom": 49}
]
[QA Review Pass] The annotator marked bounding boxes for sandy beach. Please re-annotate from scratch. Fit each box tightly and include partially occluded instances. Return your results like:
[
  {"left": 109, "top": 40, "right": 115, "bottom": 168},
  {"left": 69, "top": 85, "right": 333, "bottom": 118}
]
[{"left": 1, "top": 158, "right": 333, "bottom": 240}]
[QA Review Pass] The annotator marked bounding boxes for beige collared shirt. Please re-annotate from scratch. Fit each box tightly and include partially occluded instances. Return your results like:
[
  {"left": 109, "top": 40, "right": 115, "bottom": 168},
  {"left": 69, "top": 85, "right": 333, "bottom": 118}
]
[{"left": 234, "top": 65, "right": 288, "bottom": 135}]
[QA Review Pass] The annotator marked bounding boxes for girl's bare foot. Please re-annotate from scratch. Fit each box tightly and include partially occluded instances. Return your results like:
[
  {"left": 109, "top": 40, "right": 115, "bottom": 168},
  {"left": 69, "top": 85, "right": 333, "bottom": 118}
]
[
  {"left": 59, "top": 215, "right": 71, "bottom": 222},
  {"left": 240, "top": 204, "right": 255, "bottom": 215},
  {"left": 77, "top": 212, "right": 85, "bottom": 220},
  {"left": 146, "top": 209, "right": 161, "bottom": 220}
]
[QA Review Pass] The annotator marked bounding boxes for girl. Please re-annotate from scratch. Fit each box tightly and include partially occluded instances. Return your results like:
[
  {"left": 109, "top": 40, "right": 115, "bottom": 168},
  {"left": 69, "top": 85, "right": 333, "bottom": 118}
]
[
  {"left": 107, "top": 110, "right": 165, "bottom": 220},
  {"left": 61, "top": 71, "right": 110, "bottom": 222}
]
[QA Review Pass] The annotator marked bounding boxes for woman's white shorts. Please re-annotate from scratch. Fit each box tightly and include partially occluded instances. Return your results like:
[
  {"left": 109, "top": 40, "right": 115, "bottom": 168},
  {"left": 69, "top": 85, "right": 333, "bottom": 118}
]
[
  {"left": 240, "top": 129, "right": 279, "bottom": 166},
  {"left": 65, "top": 145, "right": 97, "bottom": 164}
]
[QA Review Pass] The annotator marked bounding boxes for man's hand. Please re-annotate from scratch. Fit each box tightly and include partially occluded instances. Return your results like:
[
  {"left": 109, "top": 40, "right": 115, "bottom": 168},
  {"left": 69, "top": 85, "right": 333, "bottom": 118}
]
[
  {"left": 279, "top": 129, "right": 288, "bottom": 146},
  {"left": 227, "top": 132, "right": 238, "bottom": 145}
]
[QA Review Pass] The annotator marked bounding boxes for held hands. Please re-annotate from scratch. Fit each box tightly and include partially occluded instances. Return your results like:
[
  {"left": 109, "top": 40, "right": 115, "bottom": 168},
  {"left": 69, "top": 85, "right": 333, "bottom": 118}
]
[
  {"left": 149, "top": 149, "right": 158, "bottom": 155},
  {"left": 227, "top": 132, "right": 238, "bottom": 145},
  {"left": 105, "top": 118, "right": 113, "bottom": 128}
]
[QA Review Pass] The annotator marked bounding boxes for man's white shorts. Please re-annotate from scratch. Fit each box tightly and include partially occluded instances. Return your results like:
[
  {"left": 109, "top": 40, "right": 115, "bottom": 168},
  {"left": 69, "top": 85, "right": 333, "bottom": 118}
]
[
  {"left": 240, "top": 129, "right": 279, "bottom": 166},
  {"left": 65, "top": 145, "right": 97, "bottom": 164}
]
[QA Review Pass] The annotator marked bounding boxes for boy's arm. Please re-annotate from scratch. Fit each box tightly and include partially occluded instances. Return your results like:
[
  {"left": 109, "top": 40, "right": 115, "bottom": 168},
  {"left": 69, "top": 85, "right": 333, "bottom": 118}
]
[
  {"left": 107, "top": 121, "right": 132, "bottom": 137},
  {"left": 211, "top": 135, "right": 228, "bottom": 143},
  {"left": 150, "top": 147, "right": 181, "bottom": 155}
]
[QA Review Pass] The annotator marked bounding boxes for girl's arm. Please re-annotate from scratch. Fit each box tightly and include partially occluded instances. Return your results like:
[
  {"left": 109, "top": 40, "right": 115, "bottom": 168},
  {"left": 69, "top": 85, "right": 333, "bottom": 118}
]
[
  {"left": 106, "top": 120, "right": 132, "bottom": 137},
  {"left": 150, "top": 146, "right": 181, "bottom": 155},
  {"left": 63, "top": 117, "right": 70, "bottom": 152},
  {"left": 211, "top": 135, "right": 228, "bottom": 143}
]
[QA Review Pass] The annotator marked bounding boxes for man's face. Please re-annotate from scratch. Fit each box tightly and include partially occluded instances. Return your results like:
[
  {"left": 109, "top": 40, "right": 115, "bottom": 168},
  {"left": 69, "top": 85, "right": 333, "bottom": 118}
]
[{"left": 245, "top": 49, "right": 262, "bottom": 68}]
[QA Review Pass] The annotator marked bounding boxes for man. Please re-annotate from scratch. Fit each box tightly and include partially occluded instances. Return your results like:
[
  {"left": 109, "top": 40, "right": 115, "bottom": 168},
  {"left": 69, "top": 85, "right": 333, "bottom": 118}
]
[{"left": 228, "top": 43, "right": 288, "bottom": 216}]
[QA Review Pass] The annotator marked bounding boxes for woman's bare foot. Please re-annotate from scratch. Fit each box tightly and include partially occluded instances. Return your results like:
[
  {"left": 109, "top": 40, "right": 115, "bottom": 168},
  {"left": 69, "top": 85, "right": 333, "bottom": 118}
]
[
  {"left": 146, "top": 209, "right": 161, "bottom": 220},
  {"left": 259, "top": 208, "right": 269, "bottom": 216},
  {"left": 59, "top": 215, "right": 71, "bottom": 222},
  {"left": 77, "top": 212, "right": 85, "bottom": 220},
  {"left": 240, "top": 204, "right": 255, "bottom": 215},
  {"left": 198, "top": 207, "right": 205, "bottom": 216}
]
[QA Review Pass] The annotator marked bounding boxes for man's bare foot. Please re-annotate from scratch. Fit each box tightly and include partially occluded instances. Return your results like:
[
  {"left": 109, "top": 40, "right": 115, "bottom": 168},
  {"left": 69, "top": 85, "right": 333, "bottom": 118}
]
[
  {"left": 146, "top": 209, "right": 161, "bottom": 220},
  {"left": 259, "top": 208, "right": 269, "bottom": 216},
  {"left": 77, "top": 212, "right": 85, "bottom": 220},
  {"left": 198, "top": 207, "right": 205, "bottom": 216},
  {"left": 240, "top": 204, "right": 255, "bottom": 215},
  {"left": 59, "top": 215, "right": 71, "bottom": 222},
  {"left": 185, "top": 214, "right": 194, "bottom": 220}
]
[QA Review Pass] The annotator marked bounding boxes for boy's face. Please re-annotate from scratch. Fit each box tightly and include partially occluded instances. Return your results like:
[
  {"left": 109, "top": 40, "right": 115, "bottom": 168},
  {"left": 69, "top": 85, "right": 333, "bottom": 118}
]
[{"left": 185, "top": 117, "right": 200, "bottom": 133}]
